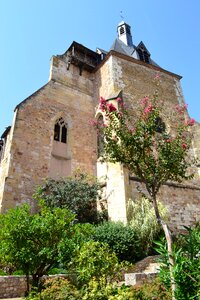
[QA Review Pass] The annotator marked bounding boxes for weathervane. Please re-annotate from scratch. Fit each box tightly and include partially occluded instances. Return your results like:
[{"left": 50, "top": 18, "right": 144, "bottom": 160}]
[{"left": 120, "top": 11, "right": 124, "bottom": 20}]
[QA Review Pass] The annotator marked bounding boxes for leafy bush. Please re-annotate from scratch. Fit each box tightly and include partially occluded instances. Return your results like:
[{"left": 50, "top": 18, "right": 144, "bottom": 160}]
[
  {"left": 26, "top": 277, "right": 171, "bottom": 300},
  {"left": 34, "top": 171, "right": 105, "bottom": 223},
  {"left": 0, "top": 203, "right": 75, "bottom": 292},
  {"left": 93, "top": 221, "right": 140, "bottom": 262},
  {"left": 127, "top": 197, "right": 168, "bottom": 256},
  {"left": 80, "top": 276, "right": 134, "bottom": 300},
  {"left": 0, "top": 269, "right": 7, "bottom": 275},
  {"left": 80, "top": 277, "right": 171, "bottom": 300},
  {"left": 70, "top": 240, "right": 119, "bottom": 285},
  {"left": 156, "top": 223, "right": 200, "bottom": 300},
  {"left": 40, "top": 277, "right": 80, "bottom": 300}
]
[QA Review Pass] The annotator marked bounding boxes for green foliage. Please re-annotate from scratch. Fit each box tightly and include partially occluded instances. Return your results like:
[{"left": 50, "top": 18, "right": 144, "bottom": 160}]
[
  {"left": 80, "top": 277, "right": 171, "bottom": 300},
  {"left": 0, "top": 204, "right": 75, "bottom": 289},
  {"left": 0, "top": 269, "right": 7, "bottom": 275},
  {"left": 156, "top": 224, "right": 200, "bottom": 299},
  {"left": 80, "top": 276, "right": 133, "bottom": 300},
  {"left": 40, "top": 277, "right": 80, "bottom": 300},
  {"left": 34, "top": 171, "right": 104, "bottom": 223},
  {"left": 26, "top": 277, "right": 171, "bottom": 300},
  {"left": 128, "top": 197, "right": 167, "bottom": 255},
  {"left": 58, "top": 223, "right": 95, "bottom": 267},
  {"left": 70, "top": 240, "right": 119, "bottom": 285},
  {"left": 93, "top": 221, "right": 140, "bottom": 262}
]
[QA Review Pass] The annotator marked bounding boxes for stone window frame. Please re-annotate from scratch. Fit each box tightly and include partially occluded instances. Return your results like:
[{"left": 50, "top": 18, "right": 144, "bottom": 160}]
[{"left": 54, "top": 117, "right": 68, "bottom": 144}]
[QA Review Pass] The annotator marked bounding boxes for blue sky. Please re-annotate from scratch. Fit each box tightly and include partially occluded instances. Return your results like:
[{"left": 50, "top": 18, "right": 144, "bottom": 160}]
[{"left": 0, "top": 0, "right": 199, "bottom": 134}]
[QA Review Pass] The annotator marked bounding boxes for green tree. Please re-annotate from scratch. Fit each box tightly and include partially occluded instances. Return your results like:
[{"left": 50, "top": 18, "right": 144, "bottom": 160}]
[
  {"left": 94, "top": 77, "right": 196, "bottom": 299},
  {"left": 0, "top": 204, "right": 75, "bottom": 294},
  {"left": 34, "top": 171, "right": 105, "bottom": 224}
]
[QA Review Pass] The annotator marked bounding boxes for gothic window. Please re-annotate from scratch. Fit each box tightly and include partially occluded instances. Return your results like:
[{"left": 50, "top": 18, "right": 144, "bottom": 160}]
[
  {"left": 54, "top": 118, "right": 67, "bottom": 143},
  {"left": 97, "top": 115, "right": 104, "bottom": 158}
]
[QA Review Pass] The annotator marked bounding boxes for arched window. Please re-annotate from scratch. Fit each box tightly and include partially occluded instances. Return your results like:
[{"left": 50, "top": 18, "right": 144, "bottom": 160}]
[
  {"left": 97, "top": 115, "right": 104, "bottom": 158},
  {"left": 54, "top": 117, "right": 67, "bottom": 143}
]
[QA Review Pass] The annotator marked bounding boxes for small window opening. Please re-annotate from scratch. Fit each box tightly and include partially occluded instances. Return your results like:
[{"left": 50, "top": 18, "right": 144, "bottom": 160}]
[
  {"left": 155, "top": 117, "right": 166, "bottom": 133},
  {"left": 137, "top": 48, "right": 150, "bottom": 64},
  {"left": 120, "top": 26, "right": 125, "bottom": 35},
  {"left": 54, "top": 118, "right": 67, "bottom": 143}
]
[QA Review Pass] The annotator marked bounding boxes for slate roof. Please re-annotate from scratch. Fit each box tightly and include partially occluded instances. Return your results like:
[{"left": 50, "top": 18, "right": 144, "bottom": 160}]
[{"left": 110, "top": 38, "right": 160, "bottom": 67}]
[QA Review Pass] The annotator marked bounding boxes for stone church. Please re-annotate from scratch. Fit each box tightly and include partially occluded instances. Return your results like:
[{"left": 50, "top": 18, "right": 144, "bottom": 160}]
[{"left": 0, "top": 21, "right": 199, "bottom": 230}]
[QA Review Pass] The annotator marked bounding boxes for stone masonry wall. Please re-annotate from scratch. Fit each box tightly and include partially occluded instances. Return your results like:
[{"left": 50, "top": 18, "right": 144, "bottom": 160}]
[
  {"left": 129, "top": 179, "right": 200, "bottom": 231},
  {"left": 0, "top": 56, "right": 97, "bottom": 212},
  {"left": 95, "top": 52, "right": 200, "bottom": 229},
  {"left": 0, "top": 275, "right": 27, "bottom": 298}
]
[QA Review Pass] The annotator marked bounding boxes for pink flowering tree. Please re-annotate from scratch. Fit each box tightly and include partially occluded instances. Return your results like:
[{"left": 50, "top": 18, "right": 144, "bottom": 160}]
[{"left": 93, "top": 81, "right": 196, "bottom": 299}]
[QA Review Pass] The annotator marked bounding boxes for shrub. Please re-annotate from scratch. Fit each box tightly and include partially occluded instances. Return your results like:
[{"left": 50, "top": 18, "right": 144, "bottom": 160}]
[
  {"left": 34, "top": 171, "right": 105, "bottom": 224},
  {"left": 70, "top": 240, "right": 119, "bottom": 285},
  {"left": 93, "top": 221, "right": 140, "bottom": 262},
  {"left": 80, "top": 276, "right": 134, "bottom": 300},
  {"left": 40, "top": 277, "right": 80, "bottom": 300},
  {"left": 80, "top": 277, "right": 171, "bottom": 300},
  {"left": 156, "top": 223, "right": 200, "bottom": 299},
  {"left": 127, "top": 197, "right": 168, "bottom": 256}
]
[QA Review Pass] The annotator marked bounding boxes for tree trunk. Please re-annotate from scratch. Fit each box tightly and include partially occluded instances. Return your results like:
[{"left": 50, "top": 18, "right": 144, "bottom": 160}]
[
  {"left": 151, "top": 195, "right": 176, "bottom": 300},
  {"left": 25, "top": 273, "right": 30, "bottom": 296}
]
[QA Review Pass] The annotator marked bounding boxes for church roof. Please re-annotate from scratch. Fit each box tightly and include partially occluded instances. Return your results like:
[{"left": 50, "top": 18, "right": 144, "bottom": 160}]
[
  {"left": 110, "top": 38, "right": 159, "bottom": 67},
  {"left": 108, "top": 21, "right": 160, "bottom": 67}
]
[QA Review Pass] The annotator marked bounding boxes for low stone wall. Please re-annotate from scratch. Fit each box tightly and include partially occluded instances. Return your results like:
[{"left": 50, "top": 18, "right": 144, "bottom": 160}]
[
  {"left": 125, "top": 272, "right": 158, "bottom": 286},
  {"left": 0, "top": 275, "right": 68, "bottom": 299},
  {"left": 0, "top": 275, "right": 27, "bottom": 299}
]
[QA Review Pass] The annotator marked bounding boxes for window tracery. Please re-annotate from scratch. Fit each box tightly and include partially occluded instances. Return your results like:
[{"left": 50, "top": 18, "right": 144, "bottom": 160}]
[{"left": 54, "top": 117, "right": 67, "bottom": 143}]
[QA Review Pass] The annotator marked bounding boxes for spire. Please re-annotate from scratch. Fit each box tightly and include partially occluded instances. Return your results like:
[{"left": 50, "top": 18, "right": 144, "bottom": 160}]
[{"left": 117, "top": 21, "right": 133, "bottom": 46}]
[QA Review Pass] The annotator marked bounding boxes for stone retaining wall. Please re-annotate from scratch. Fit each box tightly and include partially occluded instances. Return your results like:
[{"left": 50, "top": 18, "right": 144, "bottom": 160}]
[
  {"left": 0, "top": 275, "right": 27, "bottom": 299},
  {"left": 0, "top": 275, "right": 68, "bottom": 299}
]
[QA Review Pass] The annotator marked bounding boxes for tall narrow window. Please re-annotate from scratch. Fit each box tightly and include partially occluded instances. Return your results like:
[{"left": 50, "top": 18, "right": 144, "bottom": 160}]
[
  {"left": 97, "top": 115, "right": 104, "bottom": 158},
  {"left": 54, "top": 118, "right": 67, "bottom": 143},
  {"left": 155, "top": 117, "right": 166, "bottom": 133}
]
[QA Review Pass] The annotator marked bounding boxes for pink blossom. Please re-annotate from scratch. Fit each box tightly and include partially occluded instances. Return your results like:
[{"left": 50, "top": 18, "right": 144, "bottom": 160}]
[
  {"left": 165, "top": 139, "right": 171, "bottom": 143},
  {"left": 175, "top": 103, "right": 188, "bottom": 114},
  {"left": 182, "top": 143, "right": 187, "bottom": 150},
  {"left": 140, "top": 96, "right": 149, "bottom": 106},
  {"left": 144, "top": 104, "right": 153, "bottom": 114},
  {"left": 99, "top": 97, "right": 107, "bottom": 111},
  {"left": 116, "top": 97, "right": 122, "bottom": 102},
  {"left": 186, "top": 118, "right": 195, "bottom": 126},
  {"left": 107, "top": 103, "right": 117, "bottom": 112}
]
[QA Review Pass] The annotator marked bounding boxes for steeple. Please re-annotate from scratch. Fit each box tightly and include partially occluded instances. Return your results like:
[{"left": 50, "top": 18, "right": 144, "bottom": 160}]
[{"left": 117, "top": 21, "right": 133, "bottom": 46}]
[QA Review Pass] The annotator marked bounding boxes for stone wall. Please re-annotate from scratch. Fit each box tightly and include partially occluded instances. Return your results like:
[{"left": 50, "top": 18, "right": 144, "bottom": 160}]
[
  {"left": 129, "top": 178, "right": 200, "bottom": 231},
  {"left": 0, "top": 55, "right": 97, "bottom": 212},
  {"left": 0, "top": 275, "right": 27, "bottom": 298},
  {"left": 95, "top": 51, "right": 200, "bottom": 230}
]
